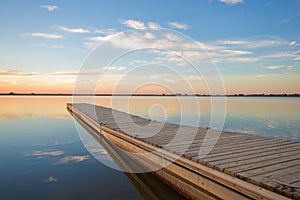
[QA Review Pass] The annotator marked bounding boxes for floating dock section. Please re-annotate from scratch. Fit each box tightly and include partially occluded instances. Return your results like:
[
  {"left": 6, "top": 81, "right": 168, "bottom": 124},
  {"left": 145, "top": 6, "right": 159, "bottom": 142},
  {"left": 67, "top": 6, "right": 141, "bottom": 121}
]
[{"left": 67, "top": 103, "right": 300, "bottom": 200}]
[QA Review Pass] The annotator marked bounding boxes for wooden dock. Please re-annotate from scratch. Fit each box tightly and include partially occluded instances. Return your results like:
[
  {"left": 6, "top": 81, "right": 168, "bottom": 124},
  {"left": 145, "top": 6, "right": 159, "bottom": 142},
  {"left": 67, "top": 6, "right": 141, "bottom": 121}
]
[{"left": 67, "top": 103, "right": 300, "bottom": 200}]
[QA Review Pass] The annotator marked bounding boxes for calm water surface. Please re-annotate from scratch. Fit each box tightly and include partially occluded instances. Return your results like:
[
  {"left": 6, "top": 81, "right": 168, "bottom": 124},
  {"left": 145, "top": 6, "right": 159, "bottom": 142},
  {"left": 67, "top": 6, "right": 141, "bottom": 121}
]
[{"left": 1, "top": 96, "right": 300, "bottom": 199}]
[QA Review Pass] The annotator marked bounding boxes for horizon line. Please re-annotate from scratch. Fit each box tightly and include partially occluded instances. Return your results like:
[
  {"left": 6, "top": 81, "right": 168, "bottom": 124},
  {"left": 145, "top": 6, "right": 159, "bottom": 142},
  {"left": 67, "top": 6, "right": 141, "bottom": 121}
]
[{"left": 1, "top": 92, "right": 300, "bottom": 97}]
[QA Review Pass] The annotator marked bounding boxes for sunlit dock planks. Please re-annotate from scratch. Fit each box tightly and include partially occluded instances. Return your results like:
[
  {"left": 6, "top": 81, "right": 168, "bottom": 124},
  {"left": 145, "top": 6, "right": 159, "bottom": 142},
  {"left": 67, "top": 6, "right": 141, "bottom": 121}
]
[{"left": 67, "top": 103, "right": 300, "bottom": 200}]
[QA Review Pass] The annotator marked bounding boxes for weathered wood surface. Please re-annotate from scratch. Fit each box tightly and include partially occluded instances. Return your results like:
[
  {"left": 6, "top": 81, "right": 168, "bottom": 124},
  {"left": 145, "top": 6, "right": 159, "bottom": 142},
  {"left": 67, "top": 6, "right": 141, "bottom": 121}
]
[{"left": 69, "top": 103, "right": 300, "bottom": 199}]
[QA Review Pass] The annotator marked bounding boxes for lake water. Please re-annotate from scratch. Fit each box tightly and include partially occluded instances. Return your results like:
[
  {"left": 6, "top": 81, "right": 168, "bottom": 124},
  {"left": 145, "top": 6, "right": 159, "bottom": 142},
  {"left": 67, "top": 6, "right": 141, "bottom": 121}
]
[{"left": 1, "top": 96, "right": 300, "bottom": 199}]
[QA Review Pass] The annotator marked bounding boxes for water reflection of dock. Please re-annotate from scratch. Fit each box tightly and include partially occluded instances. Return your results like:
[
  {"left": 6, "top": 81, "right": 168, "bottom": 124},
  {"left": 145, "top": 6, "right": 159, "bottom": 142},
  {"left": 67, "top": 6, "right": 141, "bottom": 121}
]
[
  {"left": 67, "top": 103, "right": 300, "bottom": 200},
  {"left": 70, "top": 107, "right": 186, "bottom": 200}
]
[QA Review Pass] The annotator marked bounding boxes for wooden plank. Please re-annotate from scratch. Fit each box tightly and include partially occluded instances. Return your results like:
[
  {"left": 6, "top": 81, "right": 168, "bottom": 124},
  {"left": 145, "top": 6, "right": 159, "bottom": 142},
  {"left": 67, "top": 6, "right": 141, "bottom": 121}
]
[
  {"left": 206, "top": 143, "right": 300, "bottom": 165},
  {"left": 182, "top": 136, "right": 274, "bottom": 154},
  {"left": 253, "top": 165, "right": 300, "bottom": 181},
  {"left": 232, "top": 155, "right": 300, "bottom": 177},
  {"left": 213, "top": 147, "right": 300, "bottom": 170},
  {"left": 164, "top": 134, "right": 254, "bottom": 149},
  {"left": 202, "top": 142, "right": 299, "bottom": 162},
  {"left": 203, "top": 141, "right": 293, "bottom": 159},
  {"left": 185, "top": 140, "right": 292, "bottom": 159},
  {"left": 251, "top": 166, "right": 300, "bottom": 192}
]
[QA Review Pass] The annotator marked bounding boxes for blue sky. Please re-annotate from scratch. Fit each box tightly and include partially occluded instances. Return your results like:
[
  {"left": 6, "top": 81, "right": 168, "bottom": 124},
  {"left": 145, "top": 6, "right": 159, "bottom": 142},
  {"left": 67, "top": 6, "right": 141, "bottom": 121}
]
[{"left": 0, "top": 0, "right": 299, "bottom": 94}]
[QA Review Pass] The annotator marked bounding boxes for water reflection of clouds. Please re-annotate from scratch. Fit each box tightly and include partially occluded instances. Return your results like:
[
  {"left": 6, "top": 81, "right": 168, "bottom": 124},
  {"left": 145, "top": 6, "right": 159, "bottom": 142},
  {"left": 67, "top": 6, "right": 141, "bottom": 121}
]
[
  {"left": 87, "top": 145, "right": 113, "bottom": 162},
  {"left": 81, "top": 139, "right": 114, "bottom": 162},
  {"left": 267, "top": 119, "right": 276, "bottom": 129},
  {"left": 24, "top": 149, "right": 90, "bottom": 164},
  {"left": 24, "top": 150, "right": 64, "bottom": 158},
  {"left": 44, "top": 176, "right": 59, "bottom": 183},
  {"left": 58, "top": 155, "right": 89, "bottom": 164}
]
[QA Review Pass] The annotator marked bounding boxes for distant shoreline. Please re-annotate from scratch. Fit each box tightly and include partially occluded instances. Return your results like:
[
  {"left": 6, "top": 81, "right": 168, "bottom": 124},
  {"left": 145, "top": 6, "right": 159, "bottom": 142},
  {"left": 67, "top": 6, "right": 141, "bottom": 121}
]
[{"left": 1, "top": 93, "right": 300, "bottom": 97}]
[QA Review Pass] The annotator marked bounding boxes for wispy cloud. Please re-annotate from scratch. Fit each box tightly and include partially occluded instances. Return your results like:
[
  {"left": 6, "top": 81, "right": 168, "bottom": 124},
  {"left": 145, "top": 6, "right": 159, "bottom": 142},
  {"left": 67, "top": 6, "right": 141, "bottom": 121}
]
[
  {"left": 219, "top": 40, "right": 245, "bottom": 45},
  {"left": 84, "top": 34, "right": 117, "bottom": 49},
  {"left": 219, "top": 0, "right": 244, "bottom": 5},
  {"left": 59, "top": 26, "right": 90, "bottom": 33},
  {"left": 58, "top": 155, "right": 89, "bottom": 164},
  {"left": 147, "top": 22, "right": 160, "bottom": 30},
  {"left": 104, "top": 66, "right": 126, "bottom": 71},
  {"left": 228, "top": 57, "right": 259, "bottom": 62},
  {"left": 86, "top": 35, "right": 115, "bottom": 42},
  {"left": 287, "top": 66, "right": 294, "bottom": 70},
  {"left": 262, "top": 65, "right": 293, "bottom": 71},
  {"left": 40, "top": 5, "right": 58, "bottom": 12},
  {"left": 120, "top": 20, "right": 160, "bottom": 30},
  {"left": 168, "top": 22, "right": 189, "bottom": 30},
  {"left": 21, "top": 32, "right": 63, "bottom": 39},
  {"left": 44, "top": 176, "right": 58, "bottom": 183},
  {"left": 218, "top": 37, "right": 287, "bottom": 48},
  {"left": 94, "top": 28, "right": 116, "bottom": 34},
  {"left": 289, "top": 41, "right": 297, "bottom": 46},
  {"left": 256, "top": 74, "right": 279, "bottom": 78},
  {"left": 262, "top": 52, "right": 295, "bottom": 59},
  {"left": 220, "top": 49, "right": 252, "bottom": 55},
  {"left": 263, "top": 65, "right": 284, "bottom": 70},
  {"left": 0, "top": 70, "right": 103, "bottom": 77},
  {"left": 280, "top": 13, "right": 300, "bottom": 24},
  {"left": 120, "top": 19, "right": 146, "bottom": 30},
  {"left": 83, "top": 24, "right": 294, "bottom": 67}
]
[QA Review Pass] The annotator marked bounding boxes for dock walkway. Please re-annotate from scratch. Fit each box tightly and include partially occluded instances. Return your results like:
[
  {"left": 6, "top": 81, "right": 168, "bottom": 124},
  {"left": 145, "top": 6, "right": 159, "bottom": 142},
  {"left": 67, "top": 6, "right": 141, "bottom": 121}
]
[{"left": 67, "top": 103, "right": 300, "bottom": 200}]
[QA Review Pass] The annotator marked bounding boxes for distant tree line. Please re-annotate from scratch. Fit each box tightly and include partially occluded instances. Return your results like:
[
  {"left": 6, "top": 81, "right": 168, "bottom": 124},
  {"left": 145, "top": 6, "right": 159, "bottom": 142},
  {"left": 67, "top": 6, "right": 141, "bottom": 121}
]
[{"left": 1, "top": 92, "right": 300, "bottom": 97}]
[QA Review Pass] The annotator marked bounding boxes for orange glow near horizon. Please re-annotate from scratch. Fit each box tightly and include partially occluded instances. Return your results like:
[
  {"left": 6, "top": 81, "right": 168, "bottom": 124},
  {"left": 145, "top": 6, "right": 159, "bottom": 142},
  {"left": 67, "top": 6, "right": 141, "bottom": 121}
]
[{"left": 1, "top": 74, "right": 300, "bottom": 95}]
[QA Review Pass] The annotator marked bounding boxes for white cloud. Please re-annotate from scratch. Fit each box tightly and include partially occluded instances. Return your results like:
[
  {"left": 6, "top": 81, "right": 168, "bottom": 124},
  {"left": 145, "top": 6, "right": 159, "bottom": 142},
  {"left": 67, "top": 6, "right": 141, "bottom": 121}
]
[
  {"left": 144, "top": 32, "right": 155, "bottom": 39},
  {"left": 289, "top": 41, "right": 297, "bottom": 46},
  {"left": 148, "top": 22, "right": 160, "bottom": 30},
  {"left": 220, "top": 49, "right": 252, "bottom": 55},
  {"left": 40, "top": 5, "right": 58, "bottom": 11},
  {"left": 21, "top": 32, "right": 63, "bottom": 39},
  {"left": 120, "top": 19, "right": 146, "bottom": 30},
  {"left": 168, "top": 22, "right": 189, "bottom": 30},
  {"left": 262, "top": 52, "right": 295, "bottom": 59},
  {"left": 218, "top": 40, "right": 245, "bottom": 45},
  {"left": 94, "top": 28, "right": 116, "bottom": 35},
  {"left": 83, "top": 41, "right": 97, "bottom": 49},
  {"left": 44, "top": 176, "right": 58, "bottom": 182},
  {"left": 218, "top": 38, "right": 286, "bottom": 48},
  {"left": 0, "top": 70, "right": 101, "bottom": 77},
  {"left": 59, "top": 26, "right": 90, "bottom": 33},
  {"left": 87, "top": 35, "right": 115, "bottom": 41},
  {"left": 164, "top": 33, "right": 181, "bottom": 41},
  {"left": 84, "top": 30, "right": 292, "bottom": 67},
  {"left": 256, "top": 74, "right": 279, "bottom": 78},
  {"left": 263, "top": 65, "right": 284, "bottom": 70},
  {"left": 104, "top": 66, "right": 126, "bottom": 71},
  {"left": 219, "top": 0, "right": 244, "bottom": 5},
  {"left": 87, "top": 31, "right": 174, "bottom": 50},
  {"left": 287, "top": 66, "right": 294, "bottom": 70},
  {"left": 228, "top": 57, "right": 259, "bottom": 62},
  {"left": 58, "top": 155, "right": 89, "bottom": 164},
  {"left": 84, "top": 34, "right": 117, "bottom": 49}
]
